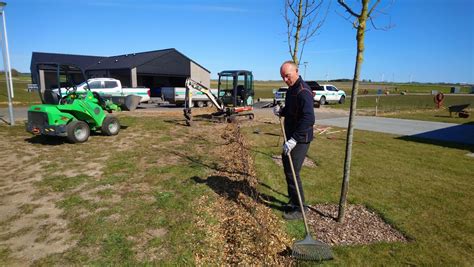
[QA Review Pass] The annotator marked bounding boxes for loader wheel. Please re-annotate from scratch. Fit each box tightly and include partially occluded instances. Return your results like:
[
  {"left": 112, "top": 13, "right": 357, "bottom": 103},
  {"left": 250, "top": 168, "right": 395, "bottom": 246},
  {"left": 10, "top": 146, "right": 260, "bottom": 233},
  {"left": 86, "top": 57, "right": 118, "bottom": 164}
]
[
  {"left": 67, "top": 120, "right": 90, "bottom": 143},
  {"left": 101, "top": 116, "right": 120, "bottom": 136}
]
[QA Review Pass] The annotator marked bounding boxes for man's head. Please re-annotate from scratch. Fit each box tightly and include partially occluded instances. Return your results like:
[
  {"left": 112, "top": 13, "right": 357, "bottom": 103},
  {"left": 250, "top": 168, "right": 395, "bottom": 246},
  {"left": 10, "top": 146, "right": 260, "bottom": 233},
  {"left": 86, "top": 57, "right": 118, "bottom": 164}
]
[{"left": 280, "top": 61, "right": 299, "bottom": 87}]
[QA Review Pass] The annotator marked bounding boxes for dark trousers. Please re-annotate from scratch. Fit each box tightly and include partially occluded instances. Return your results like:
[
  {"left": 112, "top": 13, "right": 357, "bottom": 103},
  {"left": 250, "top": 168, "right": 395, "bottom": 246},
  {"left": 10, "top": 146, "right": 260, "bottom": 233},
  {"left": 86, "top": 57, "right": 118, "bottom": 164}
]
[{"left": 282, "top": 142, "right": 310, "bottom": 209}]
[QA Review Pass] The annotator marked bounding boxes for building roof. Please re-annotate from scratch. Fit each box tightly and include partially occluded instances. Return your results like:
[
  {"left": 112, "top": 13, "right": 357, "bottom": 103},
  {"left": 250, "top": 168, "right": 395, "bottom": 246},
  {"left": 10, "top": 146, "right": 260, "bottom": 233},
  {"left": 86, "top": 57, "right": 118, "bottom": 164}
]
[
  {"left": 31, "top": 48, "right": 210, "bottom": 74},
  {"left": 30, "top": 52, "right": 104, "bottom": 73}
]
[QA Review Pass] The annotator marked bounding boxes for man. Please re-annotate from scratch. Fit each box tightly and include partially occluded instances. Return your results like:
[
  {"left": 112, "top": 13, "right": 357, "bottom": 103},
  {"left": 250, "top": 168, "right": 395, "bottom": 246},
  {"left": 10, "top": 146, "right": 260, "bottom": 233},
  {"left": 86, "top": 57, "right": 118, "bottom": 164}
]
[{"left": 273, "top": 61, "right": 315, "bottom": 220}]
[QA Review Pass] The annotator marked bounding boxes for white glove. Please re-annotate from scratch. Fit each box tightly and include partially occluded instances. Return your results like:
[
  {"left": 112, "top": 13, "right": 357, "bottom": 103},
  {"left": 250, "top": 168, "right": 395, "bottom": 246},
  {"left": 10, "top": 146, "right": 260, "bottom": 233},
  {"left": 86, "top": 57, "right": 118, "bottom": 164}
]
[
  {"left": 283, "top": 138, "right": 297, "bottom": 155},
  {"left": 273, "top": 105, "right": 281, "bottom": 116}
]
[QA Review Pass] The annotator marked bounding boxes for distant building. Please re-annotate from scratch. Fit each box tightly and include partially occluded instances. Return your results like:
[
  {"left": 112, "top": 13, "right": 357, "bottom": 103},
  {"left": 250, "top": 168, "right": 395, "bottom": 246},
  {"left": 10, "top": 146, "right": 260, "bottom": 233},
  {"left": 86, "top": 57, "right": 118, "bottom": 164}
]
[{"left": 30, "top": 48, "right": 211, "bottom": 92}]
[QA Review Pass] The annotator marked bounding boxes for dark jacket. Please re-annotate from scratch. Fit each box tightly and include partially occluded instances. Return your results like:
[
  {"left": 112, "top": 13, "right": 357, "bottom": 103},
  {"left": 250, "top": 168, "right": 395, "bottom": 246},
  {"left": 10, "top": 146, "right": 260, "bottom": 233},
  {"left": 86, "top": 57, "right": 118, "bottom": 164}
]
[{"left": 281, "top": 76, "right": 315, "bottom": 143}]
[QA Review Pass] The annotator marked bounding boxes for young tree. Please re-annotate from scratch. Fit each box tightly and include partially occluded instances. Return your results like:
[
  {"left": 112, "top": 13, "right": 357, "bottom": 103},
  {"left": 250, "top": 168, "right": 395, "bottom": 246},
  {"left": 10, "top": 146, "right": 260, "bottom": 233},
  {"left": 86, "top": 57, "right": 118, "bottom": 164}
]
[
  {"left": 336, "top": 0, "right": 392, "bottom": 223},
  {"left": 284, "top": 0, "right": 328, "bottom": 65}
]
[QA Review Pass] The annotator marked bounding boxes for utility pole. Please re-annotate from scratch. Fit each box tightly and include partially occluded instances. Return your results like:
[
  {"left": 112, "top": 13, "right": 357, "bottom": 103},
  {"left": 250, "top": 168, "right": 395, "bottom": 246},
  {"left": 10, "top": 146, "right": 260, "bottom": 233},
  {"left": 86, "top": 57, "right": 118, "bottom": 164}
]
[
  {"left": 0, "top": 2, "right": 14, "bottom": 125},
  {"left": 303, "top": 61, "right": 308, "bottom": 79}
]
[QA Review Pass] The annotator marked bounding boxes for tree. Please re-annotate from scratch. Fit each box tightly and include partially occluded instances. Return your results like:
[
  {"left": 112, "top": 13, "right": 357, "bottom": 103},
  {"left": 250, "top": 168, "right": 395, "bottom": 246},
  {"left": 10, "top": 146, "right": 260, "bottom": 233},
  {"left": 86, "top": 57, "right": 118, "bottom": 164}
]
[
  {"left": 336, "top": 0, "right": 392, "bottom": 223},
  {"left": 284, "top": 0, "right": 328, "bottom": 65},
  {"left": 0, "top": 68, "right": 20, "bottom": 76}
]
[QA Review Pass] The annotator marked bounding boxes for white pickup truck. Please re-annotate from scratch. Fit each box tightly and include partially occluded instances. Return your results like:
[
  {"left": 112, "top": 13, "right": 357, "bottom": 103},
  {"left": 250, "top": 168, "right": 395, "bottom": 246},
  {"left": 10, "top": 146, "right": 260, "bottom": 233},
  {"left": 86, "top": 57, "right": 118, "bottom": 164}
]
[
  {"left": 313, "top": 84, "right": 346, "bottom": 105},
  {"left": 55, "top": 78, "right": 150, "bottom": 111},
  {"left": 73, "top": 78, "right": 150, "bottom": 103}
]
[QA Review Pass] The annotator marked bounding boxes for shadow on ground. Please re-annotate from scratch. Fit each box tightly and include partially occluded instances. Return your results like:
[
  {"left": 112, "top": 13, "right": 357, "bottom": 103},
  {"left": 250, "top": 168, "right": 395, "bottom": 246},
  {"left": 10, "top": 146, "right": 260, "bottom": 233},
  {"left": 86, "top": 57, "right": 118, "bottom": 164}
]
[{"left": 398, "top": 122, "right": 474, "bottom": 151}]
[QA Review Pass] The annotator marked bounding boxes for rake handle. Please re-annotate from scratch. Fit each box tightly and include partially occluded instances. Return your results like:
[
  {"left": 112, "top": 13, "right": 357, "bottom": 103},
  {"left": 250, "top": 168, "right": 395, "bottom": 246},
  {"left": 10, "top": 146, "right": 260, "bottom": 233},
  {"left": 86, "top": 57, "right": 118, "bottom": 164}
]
[{"left": 279, "top": 117, "right": 311, "bottom": 234}]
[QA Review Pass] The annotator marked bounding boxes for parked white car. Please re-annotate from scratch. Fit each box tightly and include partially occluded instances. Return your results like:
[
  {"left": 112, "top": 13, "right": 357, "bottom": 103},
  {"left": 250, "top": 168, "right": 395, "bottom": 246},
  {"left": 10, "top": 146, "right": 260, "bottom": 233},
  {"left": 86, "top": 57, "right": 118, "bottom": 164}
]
[
  {"left": 313, "top": 84, "right": 346, "bottom": 104},
  {"left": 272, "top": 86, "right": 288, "bottom": 105}
]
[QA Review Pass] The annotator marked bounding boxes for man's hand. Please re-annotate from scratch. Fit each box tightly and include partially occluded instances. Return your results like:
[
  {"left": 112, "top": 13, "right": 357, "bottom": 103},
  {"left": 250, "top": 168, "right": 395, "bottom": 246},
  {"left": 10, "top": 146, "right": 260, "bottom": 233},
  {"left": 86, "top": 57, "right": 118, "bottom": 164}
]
[
  {"left": 283, "top": 138, "right": 297, "bottom": 155},
  {"left": 273, "top": 105, "right": 281, "bottom": 116}
]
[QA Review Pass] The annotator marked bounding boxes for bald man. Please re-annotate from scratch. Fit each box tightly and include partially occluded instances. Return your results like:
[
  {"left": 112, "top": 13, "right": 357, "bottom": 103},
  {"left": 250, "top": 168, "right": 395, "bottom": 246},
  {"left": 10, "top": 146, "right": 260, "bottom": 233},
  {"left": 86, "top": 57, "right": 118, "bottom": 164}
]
[{"left": 274, "top": 60, "right": 315, "bottom": 220}]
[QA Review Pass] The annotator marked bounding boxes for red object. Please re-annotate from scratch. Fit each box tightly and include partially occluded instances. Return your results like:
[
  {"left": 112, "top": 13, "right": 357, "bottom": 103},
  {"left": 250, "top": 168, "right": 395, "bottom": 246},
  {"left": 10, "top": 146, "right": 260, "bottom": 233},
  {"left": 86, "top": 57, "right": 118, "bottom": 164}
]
[
  {"left": 234, "top": 106, "right": 253, "bottom": 113},
  {"left": 434, "top": 93, "right": 444, "bottom": 108}
]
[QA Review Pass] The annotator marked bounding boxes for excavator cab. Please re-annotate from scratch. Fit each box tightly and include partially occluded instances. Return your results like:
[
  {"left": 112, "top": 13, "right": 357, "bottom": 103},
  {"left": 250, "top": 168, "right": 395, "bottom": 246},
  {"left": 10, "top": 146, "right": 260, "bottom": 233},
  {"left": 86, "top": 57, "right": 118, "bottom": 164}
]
[
  {"left": 183, "top": 70, "right": 255, "bottom": 126},
  {"left": 218, "top": 70, "right": 254, "bottom": 108}
]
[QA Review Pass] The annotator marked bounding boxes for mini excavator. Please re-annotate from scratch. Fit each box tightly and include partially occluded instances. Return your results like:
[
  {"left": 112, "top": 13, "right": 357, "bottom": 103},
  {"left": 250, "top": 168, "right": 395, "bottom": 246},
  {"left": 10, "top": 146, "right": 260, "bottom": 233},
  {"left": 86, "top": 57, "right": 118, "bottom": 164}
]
[{"left": 183, "top": 70, "right": 255, "bottom": 126}]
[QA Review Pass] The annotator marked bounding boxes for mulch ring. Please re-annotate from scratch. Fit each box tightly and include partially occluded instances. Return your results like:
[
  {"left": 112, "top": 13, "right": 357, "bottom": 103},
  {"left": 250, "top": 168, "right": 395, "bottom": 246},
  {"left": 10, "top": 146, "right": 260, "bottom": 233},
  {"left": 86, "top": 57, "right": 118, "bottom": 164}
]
[{"left": 306, "top": 204, "right": 408, "bottom": 246}]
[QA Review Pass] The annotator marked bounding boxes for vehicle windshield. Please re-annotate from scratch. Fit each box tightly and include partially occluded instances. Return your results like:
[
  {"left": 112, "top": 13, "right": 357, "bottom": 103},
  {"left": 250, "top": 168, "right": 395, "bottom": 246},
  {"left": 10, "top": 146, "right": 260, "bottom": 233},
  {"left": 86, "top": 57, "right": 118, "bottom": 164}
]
[{"left": 77, "top": 81, "right": 87, "bottom": 88}]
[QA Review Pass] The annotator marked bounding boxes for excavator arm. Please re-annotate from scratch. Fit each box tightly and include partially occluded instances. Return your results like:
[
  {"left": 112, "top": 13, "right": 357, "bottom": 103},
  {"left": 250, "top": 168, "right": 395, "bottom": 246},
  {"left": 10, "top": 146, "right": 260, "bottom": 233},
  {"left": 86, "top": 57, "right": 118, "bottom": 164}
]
[{"left": 183, "top": 77, "right": 223, "bottom": 126}]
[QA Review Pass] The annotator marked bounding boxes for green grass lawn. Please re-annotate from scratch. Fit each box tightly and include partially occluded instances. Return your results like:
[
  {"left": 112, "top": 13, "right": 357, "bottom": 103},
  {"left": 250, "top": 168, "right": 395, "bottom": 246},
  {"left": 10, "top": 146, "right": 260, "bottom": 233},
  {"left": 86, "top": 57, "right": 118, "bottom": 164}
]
[
  {"left": 335, "top": 95, "right": 474, "bottom": 112},
  {"left": 242, "top": 122, "right": 474, "bottom": 266},
  {"left": 0, "top": 76, "right": 41, "bottom": 107},
  {"left": 0, "top": 116, "right": 219, "bottom": 265},
  {"left": 1, "top": 115, "right": 472, "bottom": 265},
  {"left": 382, "top": 109, "right": 474, "bottom": 124}
]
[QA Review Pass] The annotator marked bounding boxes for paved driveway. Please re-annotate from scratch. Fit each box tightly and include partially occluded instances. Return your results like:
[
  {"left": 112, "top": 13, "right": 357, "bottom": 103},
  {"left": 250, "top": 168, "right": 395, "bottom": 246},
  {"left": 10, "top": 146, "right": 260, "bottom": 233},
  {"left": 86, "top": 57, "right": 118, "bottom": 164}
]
[{"left": 316, "top": 116, "right": 474, "bottom": 145}]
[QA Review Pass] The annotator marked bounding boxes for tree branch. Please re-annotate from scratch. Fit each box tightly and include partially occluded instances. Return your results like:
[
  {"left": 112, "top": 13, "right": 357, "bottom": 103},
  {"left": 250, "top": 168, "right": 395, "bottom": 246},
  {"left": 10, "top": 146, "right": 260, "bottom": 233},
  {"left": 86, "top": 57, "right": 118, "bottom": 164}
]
[
  {"left": 367, "top": 0, "right": 381, "bottom": 18},
  {"left": 337, "top": 0, "right": 359, "bottom": 17}
]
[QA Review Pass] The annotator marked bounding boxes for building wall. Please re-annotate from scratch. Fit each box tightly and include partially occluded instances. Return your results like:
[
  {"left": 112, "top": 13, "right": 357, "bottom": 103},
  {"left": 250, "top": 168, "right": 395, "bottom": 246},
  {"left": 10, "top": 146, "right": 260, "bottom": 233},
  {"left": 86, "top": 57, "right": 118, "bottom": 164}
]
[{"left": 190, "top": 61, "right": 210, "bottom": 88}]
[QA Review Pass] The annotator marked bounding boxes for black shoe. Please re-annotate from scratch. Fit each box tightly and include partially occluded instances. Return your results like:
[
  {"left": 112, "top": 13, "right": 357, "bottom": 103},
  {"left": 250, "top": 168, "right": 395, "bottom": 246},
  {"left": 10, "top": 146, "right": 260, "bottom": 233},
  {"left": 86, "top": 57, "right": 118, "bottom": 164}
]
[
  {"left": 283, "top": 210, "right": 303, "bottom": 220},
  {"left": 282, "top": 207, "right": 309, "bottom": 220},
  {"left": 283, "top": 202, "right": 297, "bottom": 211}
]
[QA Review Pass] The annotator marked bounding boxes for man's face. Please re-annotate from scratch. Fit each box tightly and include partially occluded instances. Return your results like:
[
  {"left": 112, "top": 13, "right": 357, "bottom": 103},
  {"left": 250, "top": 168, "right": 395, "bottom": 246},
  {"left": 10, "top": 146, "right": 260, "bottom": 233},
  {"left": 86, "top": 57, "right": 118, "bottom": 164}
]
[{"left": 280, "top": 63, "right": 299, "bottom": 87}]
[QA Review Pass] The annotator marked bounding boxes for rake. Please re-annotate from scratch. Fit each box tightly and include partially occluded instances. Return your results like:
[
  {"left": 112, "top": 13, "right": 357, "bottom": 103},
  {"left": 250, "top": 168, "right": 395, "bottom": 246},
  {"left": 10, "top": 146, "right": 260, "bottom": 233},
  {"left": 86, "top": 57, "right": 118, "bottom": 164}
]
[{"left": 279, "top": 118, "right": 333, "bottom": 261}]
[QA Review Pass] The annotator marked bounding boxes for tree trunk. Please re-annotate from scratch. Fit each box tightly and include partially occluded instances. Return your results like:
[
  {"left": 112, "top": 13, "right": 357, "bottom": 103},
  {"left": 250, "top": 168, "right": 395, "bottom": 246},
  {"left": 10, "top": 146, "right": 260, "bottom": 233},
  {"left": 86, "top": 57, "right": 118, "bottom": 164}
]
[
  {"left": 292, "top": 0, "right": 304, "bottom": 65},
  {"left": 337, "top": 0, "right": 369, "bottom": 223}
]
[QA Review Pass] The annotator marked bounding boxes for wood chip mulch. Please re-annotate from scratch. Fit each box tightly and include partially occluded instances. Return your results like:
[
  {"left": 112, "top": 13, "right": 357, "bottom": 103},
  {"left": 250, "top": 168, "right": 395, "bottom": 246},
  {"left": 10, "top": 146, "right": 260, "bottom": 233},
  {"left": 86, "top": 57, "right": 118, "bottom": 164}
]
[
  {"left": 306, "top": 204, "right": 408, "bottom": 246},
  {"left": 193, "top": 123, "right": 294, "bottom": 266}
]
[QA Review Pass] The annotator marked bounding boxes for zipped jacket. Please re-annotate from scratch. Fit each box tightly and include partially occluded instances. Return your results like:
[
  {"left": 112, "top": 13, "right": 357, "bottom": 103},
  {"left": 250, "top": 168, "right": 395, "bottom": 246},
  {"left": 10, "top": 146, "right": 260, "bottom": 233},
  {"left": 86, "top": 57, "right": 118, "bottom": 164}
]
[{"left": 281, "top": 76, "right": 315, "bottom": 143}]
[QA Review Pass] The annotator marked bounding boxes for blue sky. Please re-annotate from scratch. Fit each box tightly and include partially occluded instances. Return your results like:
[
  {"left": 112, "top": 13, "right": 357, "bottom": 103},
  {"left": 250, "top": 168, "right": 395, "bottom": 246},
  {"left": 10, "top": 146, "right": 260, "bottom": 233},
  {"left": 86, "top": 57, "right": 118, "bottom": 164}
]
[{"left": 2, "top": 0, "right": 473, "bottom": 83}]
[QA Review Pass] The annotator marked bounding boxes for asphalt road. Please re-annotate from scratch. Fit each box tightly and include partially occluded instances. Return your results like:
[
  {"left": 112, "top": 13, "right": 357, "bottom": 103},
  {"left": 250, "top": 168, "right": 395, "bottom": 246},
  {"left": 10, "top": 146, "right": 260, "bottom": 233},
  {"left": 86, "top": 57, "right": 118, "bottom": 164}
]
[{"left": 3, "top": 103, "right": 473, "bottom": 145}]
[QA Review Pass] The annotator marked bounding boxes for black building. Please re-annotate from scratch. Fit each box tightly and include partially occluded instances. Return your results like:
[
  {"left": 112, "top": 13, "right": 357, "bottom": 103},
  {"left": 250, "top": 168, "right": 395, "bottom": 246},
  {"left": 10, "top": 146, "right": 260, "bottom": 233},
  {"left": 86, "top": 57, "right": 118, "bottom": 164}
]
[{"left": 30, "top": 48, "right": 211, "bottom": 93}]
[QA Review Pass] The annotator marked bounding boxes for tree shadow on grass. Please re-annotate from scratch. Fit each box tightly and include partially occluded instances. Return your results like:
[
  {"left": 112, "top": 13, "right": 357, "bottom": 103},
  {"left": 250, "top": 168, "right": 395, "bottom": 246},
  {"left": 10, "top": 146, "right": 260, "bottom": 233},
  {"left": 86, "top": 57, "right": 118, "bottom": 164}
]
[
  {"left": 191, "top": 175, "right": 288, "bottom": 213},
  {"left": 172, "top": 151, "right": 252, "bottom": 178}
]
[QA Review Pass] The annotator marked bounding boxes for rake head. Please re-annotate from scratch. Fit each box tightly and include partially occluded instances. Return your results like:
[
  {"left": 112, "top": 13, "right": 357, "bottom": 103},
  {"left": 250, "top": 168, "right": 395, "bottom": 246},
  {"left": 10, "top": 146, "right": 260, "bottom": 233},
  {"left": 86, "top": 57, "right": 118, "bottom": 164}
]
[{"left": 292, "top": 235, "right": 333, "bottom": 261}]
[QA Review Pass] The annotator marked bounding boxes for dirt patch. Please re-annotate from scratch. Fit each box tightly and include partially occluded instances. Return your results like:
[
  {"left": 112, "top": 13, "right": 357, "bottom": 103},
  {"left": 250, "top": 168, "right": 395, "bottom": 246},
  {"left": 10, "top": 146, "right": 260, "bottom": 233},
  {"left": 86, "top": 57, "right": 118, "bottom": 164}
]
[
  {"left": 0, "top": 147, "right": 76, "bottom": 263},
  {"left": 307, "top": 204, "right": 408, "bottom": 246},
  {"left": 128, "top": 228, "right": 168, "bottom": 262}
]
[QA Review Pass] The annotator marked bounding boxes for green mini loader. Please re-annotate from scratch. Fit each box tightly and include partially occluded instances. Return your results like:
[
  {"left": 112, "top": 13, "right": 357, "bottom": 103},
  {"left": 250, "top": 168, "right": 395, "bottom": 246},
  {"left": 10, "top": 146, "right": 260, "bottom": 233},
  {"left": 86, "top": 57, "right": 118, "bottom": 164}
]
[{"left": 26, "top": 63, "right": 121, "bottom": 143}]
